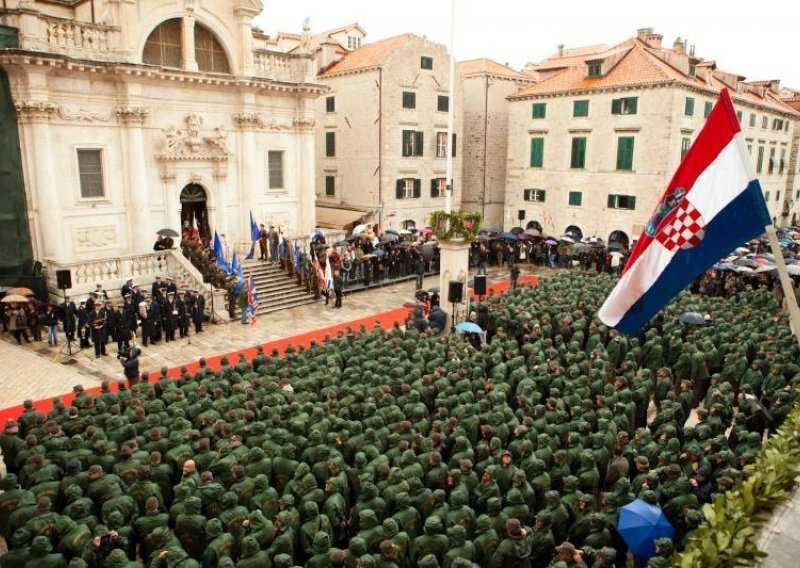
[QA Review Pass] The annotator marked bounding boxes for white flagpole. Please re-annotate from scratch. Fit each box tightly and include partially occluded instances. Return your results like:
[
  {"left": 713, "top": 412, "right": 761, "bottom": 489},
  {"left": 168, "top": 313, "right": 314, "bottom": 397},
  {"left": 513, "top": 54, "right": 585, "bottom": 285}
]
[
  {"left": 445, "top": 0, "right": 456, "bottom": 215},
  {"left": 764, "top": 225, "right": 800, "bottom": 345}
]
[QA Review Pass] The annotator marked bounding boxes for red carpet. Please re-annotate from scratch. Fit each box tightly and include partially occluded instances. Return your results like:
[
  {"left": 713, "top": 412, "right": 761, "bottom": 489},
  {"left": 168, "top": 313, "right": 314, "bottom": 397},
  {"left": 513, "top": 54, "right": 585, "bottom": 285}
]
[{"left": 0, "top": 276, "right": 537, "bottom": 425}]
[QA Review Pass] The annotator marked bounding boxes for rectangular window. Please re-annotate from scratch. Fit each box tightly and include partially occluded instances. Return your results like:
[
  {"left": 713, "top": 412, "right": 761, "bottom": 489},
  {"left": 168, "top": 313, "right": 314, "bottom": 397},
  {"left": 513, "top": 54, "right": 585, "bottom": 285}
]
[
  {"left": 762, "top": 116, "right": 768, "bottom": 128},
  {"left": 531, "top": 102, "right": 546, "bottom": 119},
  {"left": 530, "top": 137, "right": 544, "bottom": 168},
  {"left": 420, "top": 56, "right": 433, "bottom": 70},
  {"left": 749, "top": 113, "right": 756, "bottom": 127},
  {"left": 325, "top": 175, "right": 335, "bottom": 196},
  {"left": 774, "top": 118, "right": 784, "bottom": 131},
  {"left": 396, "top": 178, "right": 421, "bottom": 199},
  {"left": 685, "top": 97, "right": 695, "bottom": 116},
  {"left": 570, "top": 137, "right": 586, "bottom": 169},
  {"left": 776, "top": 190, "right": 781, "bottom": 202},
  {"left": 523, "top": 188, "right": 546, "bottom": 202},
  {"left": 611, "top": 96, "right": 638, "bottom": 115},
  {"left": 681, "top": 137, "right": 691, "bottom": 160},
  {"left": 77, "top": 149, "right": 104, "bottom": 198},
  {"left": 437, "top": 95, "right": 449, "bottom": 112},
  {"left": 587, "top": 63, "right": 601, "bottom": 77},
  {"left": 325, "top": 132, "right": 336, "bottom": 157},
  {"left": 737, "top": 111, "right": 743, "bottom": 123},
  {"left": 326, "top": 96, "right": 335, "bottom": 113},
  {"left": 780, "top": 149, "right": 786, "bottom": 174},
  {"left": 757, "top": 146, "right": 765, "bottom": 173},
  {"left": 568, "top": 191, "right": 582, "bottom": 206},
  {"left": 607, "top": 194, "right": 636, "bottom": 210},
  {"left": 768, "top": 147, "right": 776, "bottom": 174},
  {"left": 347, "top": 36, "right": 361, "bottom": 50},
  {"left": 573, "top": 100, "right": 589, "bottom": 117},
  {"left": 402, "top": 91, "right": 416, "bottom": 109},
  {"left": 616, "top": 136, "right": 635, "bottom": 171},
  {"left": 451, "top": 133, "right": 457, "bottom": 158},
  {"left": 765, "top": 191, "right": 770, "bottom": 202},
  {"left": 431, "top": 178, "right": 446, "bottom": 198},
  {"left": 268, "top": 150, "right": 284, "bottom": 189},
  {"left": 689, "top": 64, "right": 697, "bottom": 78},
  {"left": 402, "top": 130, "right": 424, "bottom": 157},
  {"left": 436, "top": 132, "right": 447, "bottom": 158}
]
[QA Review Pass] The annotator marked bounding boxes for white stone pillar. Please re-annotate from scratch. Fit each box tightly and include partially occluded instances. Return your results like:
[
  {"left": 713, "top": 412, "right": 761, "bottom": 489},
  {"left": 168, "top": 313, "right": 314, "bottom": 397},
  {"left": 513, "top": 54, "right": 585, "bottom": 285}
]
[
  {"left": 20, "top": 105, "right": 62, "bottom": 260},
  {"left": 116, "top": 106, "right": 151, "bottom": 254},
  {"left": 182, "top": 15, "right": 199, "bottom": 72},
  {"left": 294, "top": 114, "right": 317, "bottom": 235},
  {"left": 438, "top": 238, "right": 470, "bottom": 335}
]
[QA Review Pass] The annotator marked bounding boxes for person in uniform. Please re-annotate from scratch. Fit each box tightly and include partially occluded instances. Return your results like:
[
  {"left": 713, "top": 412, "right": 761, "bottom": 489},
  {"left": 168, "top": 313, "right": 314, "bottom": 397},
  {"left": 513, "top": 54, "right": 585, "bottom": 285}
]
[
  {"left": 87, "top": 301, "right": 108, "bottom": 358},
  {"left": 192, "top": 290, "right": 205, "bottom": 333},
  {"left": 60, "top": 296, "right": 77, "bottom": 344}
]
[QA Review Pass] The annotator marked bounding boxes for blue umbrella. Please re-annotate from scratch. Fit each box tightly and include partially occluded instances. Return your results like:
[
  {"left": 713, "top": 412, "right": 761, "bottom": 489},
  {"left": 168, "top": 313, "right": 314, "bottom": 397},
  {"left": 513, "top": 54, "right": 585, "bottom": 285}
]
[
  {"left": 500, "top": 232, "right": 518, "bottom": 241},
  {"left": 455, "top": 321, "right": 483, "bottom": 334},
  {"left": 617, "top": 499, "right": 674, "bottom": 559}
]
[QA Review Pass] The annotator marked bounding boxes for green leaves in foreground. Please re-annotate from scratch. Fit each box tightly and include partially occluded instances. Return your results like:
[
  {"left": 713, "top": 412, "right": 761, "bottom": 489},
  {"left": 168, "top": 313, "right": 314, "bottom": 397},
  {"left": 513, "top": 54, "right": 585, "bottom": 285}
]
[{"left": 676, "top": 393, "right": 800, "bottom": 567}]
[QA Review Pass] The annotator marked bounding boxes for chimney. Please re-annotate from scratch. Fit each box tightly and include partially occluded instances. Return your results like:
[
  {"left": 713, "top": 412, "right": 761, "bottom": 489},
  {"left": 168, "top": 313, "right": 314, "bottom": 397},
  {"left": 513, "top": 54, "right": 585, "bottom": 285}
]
[
  {"left": 673, "top": 37, "right": 685, "bottom": 54},
  {"left": 318, "top": 42, "right": 343, "bottom": 72},
  {"left": 557, "top": 44, "right": 564, "bottom": 57},
  {"left": 637, "top": 27, "right": 654, "bottom": 40},
  {"left": 645, "top": 33, "right": 663, "bottom": 48}
]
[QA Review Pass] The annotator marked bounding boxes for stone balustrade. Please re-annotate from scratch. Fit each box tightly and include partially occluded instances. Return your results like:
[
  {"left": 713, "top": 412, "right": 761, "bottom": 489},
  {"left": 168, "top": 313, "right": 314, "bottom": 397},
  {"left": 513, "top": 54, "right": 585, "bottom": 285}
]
[
  {"left": 18, "top": 14, "right": 122, "bottom": 60},
  {"left": 252, "top": 49, "right": 294, "bottom": 82}
]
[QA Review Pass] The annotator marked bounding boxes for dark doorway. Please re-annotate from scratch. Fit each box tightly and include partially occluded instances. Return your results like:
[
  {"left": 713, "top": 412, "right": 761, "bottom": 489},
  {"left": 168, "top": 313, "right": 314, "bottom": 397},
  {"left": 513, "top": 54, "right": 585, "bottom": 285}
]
[
  {"left": 525, "top": 220, "right": 543, "bottom": 232},
  {"left": 179, "top": 184, "right": 210, "bottom": 241},
  {"left": 564, "top": 225, "right": 583, "bottom": 240},
  {"left": 608, "top": 230, "right": 630, "bottom": 249}
]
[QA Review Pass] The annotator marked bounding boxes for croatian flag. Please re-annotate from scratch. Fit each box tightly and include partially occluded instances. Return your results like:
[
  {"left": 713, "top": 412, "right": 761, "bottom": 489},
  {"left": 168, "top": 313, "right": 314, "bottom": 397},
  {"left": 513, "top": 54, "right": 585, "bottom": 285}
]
[
  {"left": 599, "top": 89, "right": 770, "bottom": 334},
  {"left": 191, "top": 215, "right": 200, "bottom": 239},
  {"left": 324, "top": 250, "right": 334, "bottom": 291},
  {"left": 278, "top": 225, "right": 286, "bottom": 259},
  {"left": 246, "top": 272, "right": 259, "bottom": 324}
]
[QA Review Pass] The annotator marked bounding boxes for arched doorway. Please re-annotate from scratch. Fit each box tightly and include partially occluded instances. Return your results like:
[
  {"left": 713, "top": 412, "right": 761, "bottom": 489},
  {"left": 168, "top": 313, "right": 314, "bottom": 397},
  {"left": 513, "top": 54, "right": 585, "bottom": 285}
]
[
  {"left": 402, "top": 219, "right": 416, "bottom": 230},
  {"left": 180, "top": 184, "right": 210, "bottom": 240},
  {"left": 564, "top": 225, "right": 583, "bottom": 240},
  {"left": 525, "top": 220, "right": 543, "bottom": 232},
  {"left": 608, "top": 230, "right": 630, "bottom": 249}
]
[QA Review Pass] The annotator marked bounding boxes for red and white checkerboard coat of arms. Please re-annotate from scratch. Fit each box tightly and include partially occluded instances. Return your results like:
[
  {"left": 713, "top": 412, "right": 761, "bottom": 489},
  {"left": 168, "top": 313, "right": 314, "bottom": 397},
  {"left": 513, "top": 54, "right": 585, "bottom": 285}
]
[{"left": 655, "top": 200, "right": 706, "bottom": 251}]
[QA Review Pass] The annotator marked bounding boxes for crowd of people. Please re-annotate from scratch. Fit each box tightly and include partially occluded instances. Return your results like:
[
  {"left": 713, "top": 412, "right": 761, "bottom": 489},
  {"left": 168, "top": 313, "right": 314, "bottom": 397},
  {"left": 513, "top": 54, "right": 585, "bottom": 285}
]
[{"left": 0, "top": 268, "right": 797, "bottom": 568}]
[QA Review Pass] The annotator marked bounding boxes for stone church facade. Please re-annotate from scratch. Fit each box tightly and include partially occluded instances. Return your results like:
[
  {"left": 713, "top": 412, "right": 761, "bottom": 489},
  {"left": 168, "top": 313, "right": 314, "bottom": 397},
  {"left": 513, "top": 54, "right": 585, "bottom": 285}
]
[{"left": 0, "top": 0, "right": 322, "bottom": 293}]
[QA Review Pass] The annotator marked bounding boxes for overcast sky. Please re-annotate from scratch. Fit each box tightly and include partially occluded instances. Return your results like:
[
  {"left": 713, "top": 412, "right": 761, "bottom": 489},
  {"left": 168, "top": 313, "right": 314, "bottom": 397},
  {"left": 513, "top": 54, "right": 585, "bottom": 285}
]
[{"left": 254, "top": 0, "right": 800, "bottom": 89}]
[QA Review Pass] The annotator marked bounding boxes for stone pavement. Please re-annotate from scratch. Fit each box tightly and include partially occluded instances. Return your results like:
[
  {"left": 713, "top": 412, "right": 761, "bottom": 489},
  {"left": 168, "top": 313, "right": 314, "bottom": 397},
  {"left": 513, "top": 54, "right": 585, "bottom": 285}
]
[{"left": 0, "top": 265, "right": 527, "bottom": 409}]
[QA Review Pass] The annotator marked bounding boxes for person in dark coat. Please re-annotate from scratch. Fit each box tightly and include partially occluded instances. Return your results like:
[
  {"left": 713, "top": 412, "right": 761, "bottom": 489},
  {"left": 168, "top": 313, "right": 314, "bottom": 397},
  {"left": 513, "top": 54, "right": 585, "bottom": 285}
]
[
  {"left": 60, "top": 297, "right": 77, "bottom": 343},
  {"left": 120, "top": 347, "right": 141, "bottom": 388}
]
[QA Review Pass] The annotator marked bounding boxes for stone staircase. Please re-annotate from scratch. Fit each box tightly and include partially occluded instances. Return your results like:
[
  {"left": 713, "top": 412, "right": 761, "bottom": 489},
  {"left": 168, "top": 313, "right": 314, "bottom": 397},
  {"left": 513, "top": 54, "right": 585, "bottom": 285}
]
[{"left": 239, "top": 260, "right": 317, "bottom": 315}]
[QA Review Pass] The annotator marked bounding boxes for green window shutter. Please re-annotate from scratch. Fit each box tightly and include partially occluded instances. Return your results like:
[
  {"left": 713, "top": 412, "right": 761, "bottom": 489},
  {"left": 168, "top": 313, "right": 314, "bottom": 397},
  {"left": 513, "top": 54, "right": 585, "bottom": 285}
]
[
  {"left": 402, "top": 130, "right": 411, "bottom": 157},
  {"left": 685, "top": 97, "right": 695, "bottom": 116},
  {"left": 325, "top": 132, "right": 336, "bottom": 157},
  {"left": 611, "top": 98, "right": 622, "bottom": 114},
  {"left": 430, "top": 179, "right": 437, "bottom": 197},
  {"left": 530, "top": 138, "right": 544, "bottom": 168},
  {"left": 396, "top": 179, "right": 404, "bottom": 199},
  {"left": 414, "top": 131, "right": 424, "bottom": 156},
  {"left": 451, "top": 133, "right": 457, "bottom": 157},
  {"left": 630, "top": 196, "right": 636, "bottom": 210},
  {"left": 568, "top": 191, "right": 582, "bottom": 206},
  {"left": 573, "top": 100, "right": 589, "bottom": 117},
  {"left": 628, "top": 97, "right": 638, "bottom": 114},
  {"left": 413, "top": 179, "right": 421, "bottom": 198},
  {"left": 532, "top": 103, "right": 546, "bottom": 119},
  {"left": 438, "top": 95, "right": 449, "bottom": 112},
  {"left": 607, "top": 195, "right": 615, "bottom": 208},
  {"left": 570, "top": 137, "right": 586, "bottom": 168},
  {"left": 616, "top": 136, "right": 634, "bottom": 170},
  {"left": 704, "top": 101, "right": 713, "bottom": 118}
]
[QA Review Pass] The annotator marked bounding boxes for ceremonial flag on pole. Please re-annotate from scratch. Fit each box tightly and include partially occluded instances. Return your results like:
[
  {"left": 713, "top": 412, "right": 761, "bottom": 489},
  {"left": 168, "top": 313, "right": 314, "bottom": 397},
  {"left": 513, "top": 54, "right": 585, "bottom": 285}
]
[
  {"left": 213, "top": 230, "right": 226, "bottom": 268},
  {"left": 246, "top": 271, "right": 259, "bottom": 324},
  {"left": 293, "top": 241, "right": 301, "bottom": 271},
  {"left": 599, "top": 89, "right": 771, "bottom": 334},
  {"left": 324, "top": 250, "right": 334, "bottom": 291},
  {"left": 246, "top": 211, "right": 260, "bottom": 260},
  {"left": 191, "top": 215, "right": 200, "bottom": 239},
  {"left": 278, "top": 225, "right": 286, "bottom": 259}
]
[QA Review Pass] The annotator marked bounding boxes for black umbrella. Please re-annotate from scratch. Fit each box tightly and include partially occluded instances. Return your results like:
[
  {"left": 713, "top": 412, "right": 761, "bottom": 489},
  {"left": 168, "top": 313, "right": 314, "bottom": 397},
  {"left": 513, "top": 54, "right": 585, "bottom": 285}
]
[
  {"left": 509, "top": 227, "right": 525, "bottom": 234},
  {"left": 157, "top": 228, "right": 180, "bottom": 237},
  {"left": 333, "top": 240, "right": 349, "bottom": 247}
]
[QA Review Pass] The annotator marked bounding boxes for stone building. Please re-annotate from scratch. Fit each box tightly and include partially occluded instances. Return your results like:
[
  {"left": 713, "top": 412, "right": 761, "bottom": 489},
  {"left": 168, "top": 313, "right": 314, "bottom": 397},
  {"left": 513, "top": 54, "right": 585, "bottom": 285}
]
[
  {"left": 458, "top": 58, "right": 532, "bottom": 229},
  {"left": 313, "top": 33, "right": 463, "bottom": 232},
  {"left": 505, "top": 28, "right": 800, "bottom": 246},
  {"left": 0, "top": 0, "right": 322, "bottom": 295}
]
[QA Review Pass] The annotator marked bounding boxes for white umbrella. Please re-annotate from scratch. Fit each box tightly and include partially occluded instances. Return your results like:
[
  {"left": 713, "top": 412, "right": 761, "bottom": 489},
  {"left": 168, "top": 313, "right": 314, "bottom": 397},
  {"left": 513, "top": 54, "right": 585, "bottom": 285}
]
[
  {"left": 560, "top": 236, "right": 575, "bottom": 243},
  {"left": 352, "top": 224, "right": 368, "bottom": 236},
  {"left": 786, "top": 264, "right": 800, "bottom": 276},
  {"left": 399, "top": 229, "right": 412, "bottom": 235}
]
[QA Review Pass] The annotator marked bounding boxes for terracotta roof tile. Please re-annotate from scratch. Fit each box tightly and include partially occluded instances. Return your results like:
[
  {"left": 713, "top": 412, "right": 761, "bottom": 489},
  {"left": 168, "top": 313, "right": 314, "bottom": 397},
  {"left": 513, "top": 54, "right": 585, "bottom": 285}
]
[
  {"left": 320, "top": 33, "right": 415, "bottom": 76},
  {"left": 458, "top": 58, "right": 530, "bottom": 80}
]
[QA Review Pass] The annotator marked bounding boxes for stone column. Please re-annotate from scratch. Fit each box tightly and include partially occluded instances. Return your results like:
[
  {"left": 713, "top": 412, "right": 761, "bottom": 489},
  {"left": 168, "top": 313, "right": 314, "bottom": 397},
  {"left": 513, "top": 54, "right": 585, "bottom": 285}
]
[
  {"left": 116, "top": 106, "right": 151, "bottom": 254},
  {"left": 16, "top": 101, "right": 61, "bottom": 259},
  {"left": 438, "top": 238, "right": 470, "bottom": 335},
  {"left": 294, "top": 114, "right": 317, "bottom": 235},
  {"left": 181, "top": 14, "right": 199, "bottom": 72}
]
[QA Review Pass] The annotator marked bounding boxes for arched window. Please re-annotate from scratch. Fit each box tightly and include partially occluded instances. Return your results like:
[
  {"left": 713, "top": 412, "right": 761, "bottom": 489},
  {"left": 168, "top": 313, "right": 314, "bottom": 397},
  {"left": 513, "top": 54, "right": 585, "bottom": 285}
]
[
  {"left": 525, "top": 220, "right": 543, "bottom": 232},
  {"left": 608, "top": 230, "right": 630, "bottom": 249},
  {"left": 402, "top": 219, "right": 416, "bottom": 230},
  {"left": 143, "top": 19, "right": 230, "bottom": 74},
  {"left": 194, "top": 24, "right": 230, "bottom": 74},
  {"left": 143, "top": 18, "right": 182, "bottom": 69}
]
